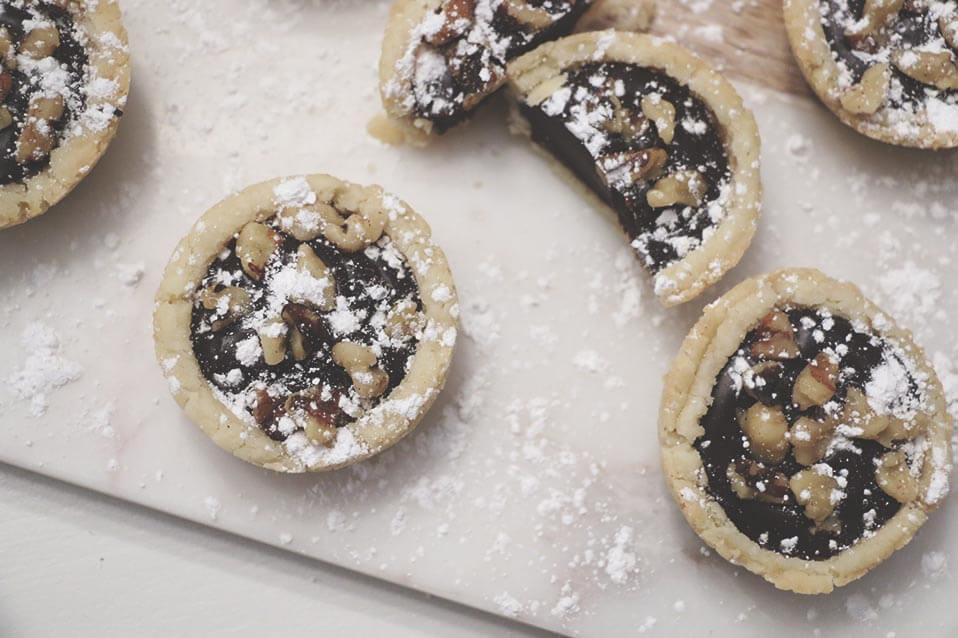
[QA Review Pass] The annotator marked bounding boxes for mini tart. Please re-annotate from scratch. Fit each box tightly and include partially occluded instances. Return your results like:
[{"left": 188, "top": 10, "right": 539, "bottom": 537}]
[
  {"left": 379, "top": 0, "right": 594, "bottom": 143},
  {"left": 0, "top": 0, "right": 130, "bottom": 230},
  {"left": 153, "top": 175, "right": 459, "bottom": 473},
  {"left": 506, "top": 31, "right": 761, "bottom": 307},
  {"left": 660, "top": 268, "right": 953, "bottom": 594},
  {"left": 784, "top": 0, "right": 958, "bottom": 148}
]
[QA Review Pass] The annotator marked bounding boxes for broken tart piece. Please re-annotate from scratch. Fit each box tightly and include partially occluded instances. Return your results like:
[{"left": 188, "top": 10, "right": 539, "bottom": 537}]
[
  {"left": 506, "top": 31, "right": 761, "bottom": 306},
  {"left": 378, "top": 0, "right": 595, "bottom": 143},
  {"left": 785, "top": 0, "right": 958, "bottom": 148},
  {"left": 0, "top": 0, "right": 130, "bottom": 230},
  {"left": 660, "top": 268, "right": 953, "bottom": 594},
  {"left": 154, "top": 175, "right": 459, "bottom": 473}
]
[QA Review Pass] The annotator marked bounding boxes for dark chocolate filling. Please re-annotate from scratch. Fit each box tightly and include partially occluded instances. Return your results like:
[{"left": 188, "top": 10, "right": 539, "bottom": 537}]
[
  {"left": 413, "top": 0, "right": 591, "bottom": 132},
  {"left": 190, "top": 227, "right": 421, "bottom": 442},
  {"left": 0, "top": 1, "right": 89, "bottom": 184},
  {"left": 820, "top": 0, "right": 958, "bottom": 105},
  {"left": 696, "top": 307, "right": 921, "bottom": 560},
  {"left": 520, "top": 62, "right": 731, "bottom": 273}
]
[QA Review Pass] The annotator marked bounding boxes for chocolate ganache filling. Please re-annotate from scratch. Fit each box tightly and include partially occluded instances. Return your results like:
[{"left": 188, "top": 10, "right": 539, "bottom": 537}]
[
  {"left": 820, "top": 0, "right": 958, "bottom": 105},
  {"left": 696, "top": 307, "right": 928, "bottom": 560},
  {"left": 409, "top": 0, "right": 591, "bottom": 133},
  {"left": 520, "top": 62, "right": 731, "bottom": 272},
  {"left": 0, "top": 1, "right": 89, "bottom": 184},
  {"left": 190, "top": 225, "right": 422, "bottom": 442}
]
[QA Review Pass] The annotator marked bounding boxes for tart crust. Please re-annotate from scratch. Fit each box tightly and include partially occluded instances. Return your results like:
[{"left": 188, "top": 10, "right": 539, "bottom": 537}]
[
  {"left": 659, "top": 268, "right": 953, "bottom": 594},
  {"left": 506, "top": 31, "right": 762, "bottom": 307},
  {"left": 153, "top": 175, "right": 459, "bottom": 473},
  {"left": 0, "top": 0, "right": 131, "bottom": 230},
  {"left": 783, "top": 0, "right": 958, "bottom": 149}
]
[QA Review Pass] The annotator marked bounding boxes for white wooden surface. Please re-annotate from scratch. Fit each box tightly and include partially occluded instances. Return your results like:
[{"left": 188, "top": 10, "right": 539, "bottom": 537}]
[{"left": 0, "top": 1, "right": 956, "bottom": 635}]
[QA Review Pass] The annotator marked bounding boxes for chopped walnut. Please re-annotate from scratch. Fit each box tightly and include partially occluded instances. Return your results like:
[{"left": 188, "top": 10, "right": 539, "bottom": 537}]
[
  {"left": 332, "top": 342, "right": 389, "bottom": 399},
  {"left": 646, "top": 170, "right": 705, "bottom": 208},
  {"left": 199, "top": 285, "right": 251, "bottom": 332},
  {"left": 792, "top": 352, "right": 838, "bottom": 410},
  {"left": 743, "top": 361, "right": 784, "bottom": 404},
  {"left": 841, "top": 388, "right": 926, "bottom": 446},
  {"left": 20, "top": 24, "right": 60, "bottom": 58},
  {"left": 16, "top": 95, "right": 66, "bottom": 163},
  {"left": 236, "top": 222, "right": 281, "bottom": 281},
  {"left": 281, "top": 302, "right": 331, "bottom": 362},
  {"left": 942, "top": 13, "right": 958, "bottom": 51},
  {"left": 727, "top": 459, "right": 789, "bottom": 503},
  {"left": 840, "top": 63, "right": 890, "bottom": 115},
  {"left": 258, "top": 319, "right": 287, "bottom": 366},
  {"left": 740, "top": 403, "right": 790, "bottom": 464},
  {"left": 318, "top": 198, "right": 387, "bottom": 253},
  {"left": 641, "top": 96, "right": 676, "bottom": 144},
  {"left": 276, "top": 203, "right": 333, "bottom": 241},
  {"left": 295, "top": 244, "right": 336, "bottom": 311},
  {"left": 425, "top": 0, "right": 476, "bottom": 46},
  {"left": 875, "top": 451, "right": 919, "bottom": 503},
  {"left": 789, "top": 469, "right": 840, "bottom": 522},
  {"left": 598, "top": 147, "right": 667, "bottom": 189},
  {"left": 503, "top": 0, "right": 554, "bottom": 29},
  {"left": 790, "top": 416, "right": 835, "bottom": 466},
  {"left": 750, "top": 310, "right": 799, "bottom": 360},
  {"left": 605, "top": 94, "right": 649, "bottom": 139},
  {"left": 385, "top": 299, "right": 424, "bottom": 339},
  {"left": 892, "top": 49, "right": 958, "bottom": 91},
  {"left": 284, "top": 393, "right": 339, "bottom": 447},
  {"left": 848, "top": 0, "right": 904, "bottom": 39}
]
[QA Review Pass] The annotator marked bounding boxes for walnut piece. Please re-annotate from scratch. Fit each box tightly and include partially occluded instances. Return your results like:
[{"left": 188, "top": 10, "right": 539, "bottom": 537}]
[
  {"left": 605, "top": 94, "right": 649, "bottom": 139},
  {"left": 503, "top": 0, "right": 554, "bottom": 29},
  {"left": 199, "top": 285, "right": 251, "bottom": 332},
  {"left": 236, "top": 222, "right": 281, "bottom": 281},
  {"left": 841, "top": 387, "right": 926, "bottom": 446},
  {"left": 276, "top": 203, "right": 334, "bottom": 241},
  {"left": 840, "top": 63, "right": 890, "bottom": 115},
  {"left": 942, "top": 13, "right": 958, "bottom": 51},
  {"left": 598, "top": 147, "right": 667, "bottom": 189},
  {"left": 750, "top": 310, "right": 799, "bottom": 360},
  {"left": 295, "top": 244, "right": 336, "bottom": 311},
  {"left": 849, "top": 0, "right": 904, "bottom": 39},
  {"left": 646, "top": 170, "right": 705, "bottom": 208},
  {"left": 385, "top": 299, "right": 424, "bottom": 339},
  {"left": 258, "top": 319, "right": 288, "bottom": 366},
  {"left": 790, "top": 469, "right": 840, "bottom": 522},
  {"left": 893, "top": 49, "right": 958, "bottom": 91},
  {"left": 332, "top": 342, "right": 389, "bottom": 399},
  {"left": 875, "top": 451, "right": 919, "bottom": 503},
  {"left": 425, "top": 0, "right": 476, "bottom": 46},
  {"left": 318, "top": 199, "right": 386, "bottom": 253},
  {"left": 727, "top": 459, "right": 789, "bottom": 503},
  {"left": 641, "top": 96, "right": 676, "bottom": 144},
  {"left": 20, "top": 24, "right": 60, "bottom": 58},
  {"left": 790, "top": 416, "right": 835, "bottom": 466},
  {"left": 284, "top": 393, "right": 339, "bottom": 447},
  {"left": 792, "top": 352, "right": 838, "bottom": 410},
  {"left": 16, "top": 95, "right": 66, "bottom": 163},
  {"left": 740, "top": 403, "right": 790, "bottom": 464}
]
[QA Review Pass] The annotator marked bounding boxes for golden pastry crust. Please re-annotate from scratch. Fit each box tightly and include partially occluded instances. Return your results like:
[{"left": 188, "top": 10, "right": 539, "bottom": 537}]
[
  {"left": 0, "top": 0, "right": 131, "bottom": 230},
  {"left": 153, "top": 175, "right": 459, "bottom": 473},
  {"left": 659, "top": 268, "right": 953, "bottom": 594},
  {"left": 783, "top": 0, "right": 958, "bottom": 149},
  {"left": 506, "top": 30, "right": 762, "bottom": 307}
]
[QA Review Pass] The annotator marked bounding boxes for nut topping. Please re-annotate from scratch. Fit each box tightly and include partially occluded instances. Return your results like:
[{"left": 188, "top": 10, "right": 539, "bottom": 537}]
[
  {"left": 236, "top": 222, "right": 281, "bottom": 281},
  {"left": 840, "top": 388, "right": 890, "bottom": 439},
  {"left": 789, "top": 468, "right": 841, "bottom": 522},
  {"left": 385, "top": 299, "right": 424, "bottom": 340},
  {"left": 605, "top": 94, "right": 649, "bottom": 139},
  {"left": 503, "top": 0, "right": 554, "bottom": 30},
  {"left": 875, "top": 451, "right": 919, "bottom": 503},
  {"left": 740, "top": 403, "right": 790, "bottom": 464},
  {"left": 641, "top": 96, "right": 676, "bottom": 144},
  {"left": 646, "top": 170, "right": 705, "bottom": 209},
  {"left": 318, "top": 199, "right": 387, "bottom": 253},
  {"left": 277, "top": 204, "right": 334, "bottom": 241},
  {"left": 284, "top": 392, "right": 341, "bottom": 447},
  {"left": 332, "top": 342, "right": 389, "bottom": 399},
  {"left": 892, "top": 49, "right": 958, "bottom": 91},
  {"left": 199, "top": 285, "right": 251, "bottom": 332},
  {"left": 0, "top": 28, "right": 16, "bottom": 68},
  {"left": 727, "top": 459, "right": 789, "bottom": 503},
  {"left": 941, "top": 13, "right": 958, "bottom": 51},
  {"left": 425, "top": 0, "right": 476, "bottom": 46},
  {"left": 840, "top": 63, "right": 890, "bottom": 115},
  {"left": 792, "top": 352, "right": 839, "bottom": 410},
  {"left": 790, "top": 416, "right": 835, "bottom": 466},
  {"left": 281, "top": 302, "right": 331, "bottom": 362},
  {"left": 848, "top": 0, "right": 904, "bottom": 39},
  {"left": 20, "top": 24, "right": 60, "bottom": 58},
  {"left": 295, "top": 244, "right": 336, "bottom": 311},
  {"left": 597, "top": 147, "right": 667, "bottom": 189},
  {"left": 750, "top": 310, "right": 799, "bottom": 360},
  {"left": 16, "top": 95, "right": 66, "bottom": 163},
  {"left": 258, "top": 319, "right": 288, "bottom": 366}
]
